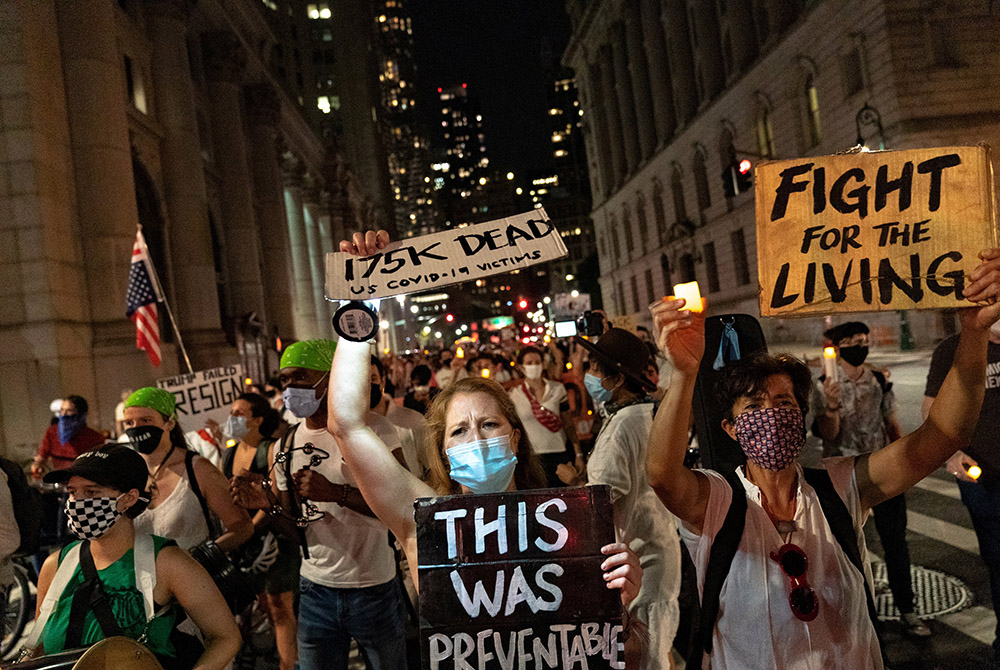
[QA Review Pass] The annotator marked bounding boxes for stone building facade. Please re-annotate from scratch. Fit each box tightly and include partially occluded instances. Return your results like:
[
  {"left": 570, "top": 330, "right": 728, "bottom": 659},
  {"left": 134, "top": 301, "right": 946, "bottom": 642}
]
[
  {"left": 0, "top": 0, "right": 381, "bottom": 458},
  {"left": 564, "top": 0, "right": 1000, "bottom": 346}
]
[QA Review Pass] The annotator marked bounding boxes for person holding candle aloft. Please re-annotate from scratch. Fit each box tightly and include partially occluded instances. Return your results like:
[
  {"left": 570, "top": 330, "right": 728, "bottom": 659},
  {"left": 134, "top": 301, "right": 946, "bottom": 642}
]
[
  {"left": 646, "top": 248, "right": 1000, "bottom": 669},
  {"left": 811, "top": 322, "right": 930, "bottom": 637}
]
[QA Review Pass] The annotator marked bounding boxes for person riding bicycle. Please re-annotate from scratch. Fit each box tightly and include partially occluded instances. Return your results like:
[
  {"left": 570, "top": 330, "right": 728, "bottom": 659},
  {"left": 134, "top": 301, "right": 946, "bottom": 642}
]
[{"left": 29, "top": 444, "right": 240, "bottom": 670}]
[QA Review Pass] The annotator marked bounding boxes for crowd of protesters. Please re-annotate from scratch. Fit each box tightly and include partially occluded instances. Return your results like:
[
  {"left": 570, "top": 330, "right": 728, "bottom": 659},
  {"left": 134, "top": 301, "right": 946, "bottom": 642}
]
[{"left": 2, "top": 232, "right": 1000, "bottom": 670}]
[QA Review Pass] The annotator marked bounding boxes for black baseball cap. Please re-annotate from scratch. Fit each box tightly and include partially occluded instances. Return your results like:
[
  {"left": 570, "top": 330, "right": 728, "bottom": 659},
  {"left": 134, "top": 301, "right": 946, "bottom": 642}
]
[
  {"left": 44, "top": 443, "right": 149, "bottom": 494},
  {"left": 575, "top": 328, "right": 657, "bottom": 392}
]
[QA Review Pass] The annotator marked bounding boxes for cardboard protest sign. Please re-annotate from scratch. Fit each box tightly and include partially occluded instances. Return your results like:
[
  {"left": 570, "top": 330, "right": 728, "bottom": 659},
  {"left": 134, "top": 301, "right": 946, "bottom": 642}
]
[
  {"left": 756, "top": 146, "right": 997, "bottom": 317},
  {"left": 325, "top": 209, "right": 567, "bottom": 300},
  {"left": 156, "top": 365, "right": 244, "bottom": 431},
  {"left": 414, "top": 486, "right": 623, "bottom": 670}
]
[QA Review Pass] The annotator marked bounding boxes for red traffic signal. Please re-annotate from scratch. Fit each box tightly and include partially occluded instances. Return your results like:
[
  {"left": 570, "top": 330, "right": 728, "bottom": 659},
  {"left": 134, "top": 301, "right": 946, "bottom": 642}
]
[
  {"left": 518, "top": 299, "right": 528, "bottom": 309},
  {"left": 445, "top": 313, "right": 454, "bottom": 323},
  {"left": 738, "top": 159, "right": 752, "bottom": 175}
]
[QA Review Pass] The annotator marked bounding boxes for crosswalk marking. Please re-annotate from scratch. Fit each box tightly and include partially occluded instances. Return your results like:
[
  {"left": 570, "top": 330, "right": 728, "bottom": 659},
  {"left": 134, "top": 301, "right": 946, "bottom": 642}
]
[
  {"left": 906, "top": 510, "right": 981, "bottom": 554},
  {"left": 914, "top": 476, "right": 962, "bottom": 501},
  {"left": 937, "top": 605, "right": 997, "bottom": 646}
]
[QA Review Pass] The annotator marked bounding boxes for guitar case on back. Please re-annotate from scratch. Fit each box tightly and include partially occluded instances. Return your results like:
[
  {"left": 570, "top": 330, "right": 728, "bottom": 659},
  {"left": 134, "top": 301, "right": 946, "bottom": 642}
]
[{"left": 691, "top": 313, "right": 768, "bottom": 476}]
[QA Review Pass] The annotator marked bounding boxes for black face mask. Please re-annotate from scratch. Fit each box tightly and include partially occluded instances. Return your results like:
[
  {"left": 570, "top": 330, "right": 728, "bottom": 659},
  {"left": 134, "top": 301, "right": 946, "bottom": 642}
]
[
  {"left": 839, "top": 345, "right": 869, "bottom": 367},
  {"left": 370, "top": 383, "right": 383, "bottom": 410},
  {"left": 126, "top": 425, "right": 165, "bottom": 455}
]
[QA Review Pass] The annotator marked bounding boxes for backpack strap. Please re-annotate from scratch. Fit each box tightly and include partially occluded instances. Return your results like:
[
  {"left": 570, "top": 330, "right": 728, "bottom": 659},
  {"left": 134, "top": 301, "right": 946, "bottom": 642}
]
[
  {"left": 802, "top": 467, "right": 879, "bottom": 630},
  {"left": 279, "top": 424, "right": 310, "bottom": 560},
  {"left": 185, "top": 450, "right": 217, "bottom": 540},
  {"left": 25, "top": 543, "right": 82, "bottom": 650},
  {"left": 687, "top": 470, "right": 747, "bottom": 669},
  {"left": 65, "top": 541, "right": 124, "bottom": 647}
]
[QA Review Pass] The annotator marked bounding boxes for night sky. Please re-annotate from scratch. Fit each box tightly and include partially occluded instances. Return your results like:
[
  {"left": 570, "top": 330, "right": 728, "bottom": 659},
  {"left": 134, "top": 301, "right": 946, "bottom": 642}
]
[{"left": 409, "top": 0, "right": 572, "bottom": 179}]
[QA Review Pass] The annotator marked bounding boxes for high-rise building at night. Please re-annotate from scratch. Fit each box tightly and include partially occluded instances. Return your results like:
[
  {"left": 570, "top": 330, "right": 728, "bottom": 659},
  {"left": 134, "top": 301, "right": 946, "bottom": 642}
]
[
  {"left": 375, "top": 0, "right": 437, "bottom": 238},
  {"left": 564, "top": 0, "right": 1000, "bottom": 346},
  {"left": 0, "top": 0, "right": 391, "bottom": 457},
  {"left": 434, "top": 83, "right": 490, "bottom": 228}
]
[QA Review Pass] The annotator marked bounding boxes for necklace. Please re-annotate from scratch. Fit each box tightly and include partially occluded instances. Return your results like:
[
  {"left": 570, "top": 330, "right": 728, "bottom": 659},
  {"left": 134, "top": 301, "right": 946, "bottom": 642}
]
[
  {"left": 760, "top": 494, "right": 798, "bottom": 543},
  {"left": 147, "top": 444, "right": 177, "bottom": 499}
]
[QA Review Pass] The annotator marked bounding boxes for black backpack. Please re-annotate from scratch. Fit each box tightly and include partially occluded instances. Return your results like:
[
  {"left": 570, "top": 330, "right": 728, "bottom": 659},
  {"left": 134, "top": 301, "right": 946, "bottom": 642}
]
[
  {"left": 687, "top": 466, "right": 880, "bottom": 669},
  {"left": 0, "top": 457, "right": 41, "bottom": 554}
]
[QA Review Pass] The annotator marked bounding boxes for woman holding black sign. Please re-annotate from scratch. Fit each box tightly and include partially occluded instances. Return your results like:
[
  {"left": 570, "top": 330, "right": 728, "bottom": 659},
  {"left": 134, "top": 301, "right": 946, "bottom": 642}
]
[{"left": 327, "top": 231, "right": 645, "bottom": 652}]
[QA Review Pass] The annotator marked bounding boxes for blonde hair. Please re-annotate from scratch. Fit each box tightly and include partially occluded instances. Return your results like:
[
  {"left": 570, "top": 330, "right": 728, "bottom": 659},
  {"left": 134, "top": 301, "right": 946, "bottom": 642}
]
[{"left": 425, "top": 377, "right": 546, "bottom": 495}]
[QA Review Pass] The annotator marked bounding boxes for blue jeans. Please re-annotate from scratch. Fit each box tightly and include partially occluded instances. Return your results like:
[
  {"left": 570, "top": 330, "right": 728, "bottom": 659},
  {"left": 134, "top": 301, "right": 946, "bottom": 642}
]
[
  {"left": 297, "top": 576, "right": 407, "bottom": 670},
  {"left": 958, "top": 478, "right": 1000, "bottom": 659}
]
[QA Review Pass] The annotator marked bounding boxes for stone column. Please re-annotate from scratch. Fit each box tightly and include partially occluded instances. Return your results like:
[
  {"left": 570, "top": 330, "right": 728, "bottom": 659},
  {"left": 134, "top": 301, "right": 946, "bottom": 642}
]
[
  {"left": 145, "top": 0, "right": 223, "bottom": 341},
  {"left": 246, "top": 83, "right": 295, "bottom": 342},
  {"left": 622, "top": 3, "right": 656, "bottom": 159},
  {"left": 598, "top": 45, "right": 626, "bottom": 188},
  {"left": 661, "top": 0, "right": 699, "bottom": 123},
  {"left": 282, "top": 159, "right": 317, "bottom": 340},
  {"left": 301, "top": 185, "right": 327, "bottom": 332},
  {"left": 316, "top": 194, "right": 337, "bottom": 324},
  {"left": 202, "top": 31, "right": 268, "bottom": 329},
  {"left": 586, "top": 61, "right": 615, "bottom": 198},
  {"left": 610, "top": 24, "right": 641, "bottom": 174},
  {"left": 639, "top": 0, "right": 677, "bottom": 144}
]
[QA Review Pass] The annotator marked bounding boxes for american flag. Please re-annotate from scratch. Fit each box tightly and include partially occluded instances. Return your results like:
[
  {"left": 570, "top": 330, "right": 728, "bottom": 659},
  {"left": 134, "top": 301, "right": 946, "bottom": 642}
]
[{"left": 126, "top": 229, "right": 163, "bottom": 367}]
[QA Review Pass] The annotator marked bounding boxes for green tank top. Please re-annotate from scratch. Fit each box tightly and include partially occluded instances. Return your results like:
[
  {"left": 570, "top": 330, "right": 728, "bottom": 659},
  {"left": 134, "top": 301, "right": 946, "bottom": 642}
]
[{"left": 40, "top": 535, "right": 178, "bottom": 659}]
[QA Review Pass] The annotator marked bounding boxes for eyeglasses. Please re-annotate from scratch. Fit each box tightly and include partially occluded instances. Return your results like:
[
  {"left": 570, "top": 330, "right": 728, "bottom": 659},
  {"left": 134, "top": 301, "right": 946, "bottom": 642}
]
[{"left": 770, "top": 543, "right": 819, "bottom": 622}]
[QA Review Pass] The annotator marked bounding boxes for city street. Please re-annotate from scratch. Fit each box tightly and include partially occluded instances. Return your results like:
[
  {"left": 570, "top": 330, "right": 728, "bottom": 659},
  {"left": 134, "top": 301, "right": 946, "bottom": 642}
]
[{"left": 801, "top": 347, "right": 997, "bottom": 669}]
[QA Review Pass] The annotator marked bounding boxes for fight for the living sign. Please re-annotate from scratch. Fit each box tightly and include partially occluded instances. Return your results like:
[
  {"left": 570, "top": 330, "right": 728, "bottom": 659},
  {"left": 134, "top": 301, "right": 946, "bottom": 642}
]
[
  {"left": 414, "top": 486, "right": 624, "bottom": 670},
  {"left": 755, "top": 145, "right": 997, "bottom": 317},
  {"left": 325, "top": 209, "right": 568, "bottom": 301},
  {"left": 156, "top": 365, "right": 244, "bottom": 432}
]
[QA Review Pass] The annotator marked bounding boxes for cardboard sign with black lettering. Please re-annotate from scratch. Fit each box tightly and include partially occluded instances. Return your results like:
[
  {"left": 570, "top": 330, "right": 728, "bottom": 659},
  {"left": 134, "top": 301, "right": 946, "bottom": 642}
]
[
  {"left": 756, "top": 145, "right": 997, "bottom": 317},
  {"left": 156, "top": 365, "right": 244, "bottom": 432},
  {"left": 414, "top": 486, "right": 624, "bottom": 670},
  {"left": 325, "top": 208, "right": 567, "bottom": 300}
]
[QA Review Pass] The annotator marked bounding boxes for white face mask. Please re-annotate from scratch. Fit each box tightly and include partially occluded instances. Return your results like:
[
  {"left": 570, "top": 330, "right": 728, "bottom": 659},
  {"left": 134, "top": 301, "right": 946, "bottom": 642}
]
[{"left": 522, "top": 364, "right": 543, "bottom": 380}]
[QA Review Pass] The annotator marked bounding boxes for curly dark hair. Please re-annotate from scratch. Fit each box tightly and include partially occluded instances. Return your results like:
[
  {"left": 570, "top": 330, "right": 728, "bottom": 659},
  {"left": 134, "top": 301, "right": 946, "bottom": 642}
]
[{"left": 714, "top": 351, "right": 813, "bottom": 422}]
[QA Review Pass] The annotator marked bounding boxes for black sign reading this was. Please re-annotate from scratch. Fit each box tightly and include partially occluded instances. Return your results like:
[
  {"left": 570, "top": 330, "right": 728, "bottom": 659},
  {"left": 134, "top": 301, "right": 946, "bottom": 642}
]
[{"left": 414, "top": 486, "right": 623, "bottom": 670}]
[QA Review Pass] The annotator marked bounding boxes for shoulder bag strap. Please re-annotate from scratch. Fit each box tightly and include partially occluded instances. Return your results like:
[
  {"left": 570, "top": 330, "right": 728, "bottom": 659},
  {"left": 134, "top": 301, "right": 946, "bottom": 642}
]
[
  {"left": 133, "top": 533, "right": 157, "bottom": 622},
  {"left": 802, "top": 467, "right": 879, "bottom": 630},
  {"left": 185, "top": 450, "right": 217, "bottom": 540},
  {"left": 25, "top": 543, "right": 81, "bottom": 650},
  {"left": 280, "top": 425, "right": 310, "bottom": 559},
  {"left": 687, "top": 470, "right": 748, "bottom": 669},
  {"left": 66, "top": 541, "right": 123, "bottom": 648}
]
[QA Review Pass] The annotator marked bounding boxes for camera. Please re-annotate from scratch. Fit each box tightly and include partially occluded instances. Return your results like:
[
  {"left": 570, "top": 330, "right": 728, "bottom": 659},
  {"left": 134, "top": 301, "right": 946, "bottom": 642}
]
[{"left": 576, "top": 310, "right": 605, "bottom": 337}]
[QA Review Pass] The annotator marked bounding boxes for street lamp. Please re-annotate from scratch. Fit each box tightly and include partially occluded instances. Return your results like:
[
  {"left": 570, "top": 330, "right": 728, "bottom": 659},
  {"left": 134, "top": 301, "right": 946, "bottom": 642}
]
[{"left": 855, "top": 102, "right": 886, "bottom": 150}]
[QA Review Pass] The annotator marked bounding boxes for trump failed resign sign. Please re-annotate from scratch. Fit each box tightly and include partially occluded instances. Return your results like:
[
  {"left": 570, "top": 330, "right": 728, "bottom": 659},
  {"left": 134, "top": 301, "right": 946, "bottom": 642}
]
[
  {"left": 756, "top": 146, "right": 997, "bottom": 317},
  {"left": 325, "top": 209, "right": 567, "bottom": 300},
  {"left": 414, "top": 486, "right": 624, "bottom": 670}
]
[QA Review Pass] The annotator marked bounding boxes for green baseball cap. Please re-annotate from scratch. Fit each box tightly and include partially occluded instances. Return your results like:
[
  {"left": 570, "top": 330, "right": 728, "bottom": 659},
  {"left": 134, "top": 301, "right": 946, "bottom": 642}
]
[
  {"left": 280, "top": 339, "right": 336, "bottom": 372},
  {"left": 124, "top": 386, "right": 176, "bottom": 419}
]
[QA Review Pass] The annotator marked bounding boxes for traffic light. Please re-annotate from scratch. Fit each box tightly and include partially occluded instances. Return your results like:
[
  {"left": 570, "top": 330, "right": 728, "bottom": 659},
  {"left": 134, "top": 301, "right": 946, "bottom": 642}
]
[
  {"left": 722, "top": 158, "right": 753, "bottom": 197},
  {"left": 518, "top": 299, "right": 528, "bottom": 310},
  {"left": 445, "top": 313, "right": 454, "bottom": 323}
]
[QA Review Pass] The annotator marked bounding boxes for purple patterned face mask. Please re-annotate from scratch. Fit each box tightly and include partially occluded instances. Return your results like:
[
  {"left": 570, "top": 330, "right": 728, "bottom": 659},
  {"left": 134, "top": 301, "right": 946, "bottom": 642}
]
[{"left": 734, "top": 407, "right": 805, "bottom": 471}]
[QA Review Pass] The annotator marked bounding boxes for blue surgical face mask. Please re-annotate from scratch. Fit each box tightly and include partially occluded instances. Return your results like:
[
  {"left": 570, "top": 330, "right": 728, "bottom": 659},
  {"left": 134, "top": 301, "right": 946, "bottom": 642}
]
[
  {"left": 58, "top": 414, "right": 86, "bottom": 444},
  {"left": 584, "top": 373, "right": 613, "bottom": 405},
  {"left": 447, "top": 435, "right": 517, "bottom": 494},
  {"left": 282, "top": 373, "right": 328, "bottom": 419},
  {"left": 224, "top": 415, "right": 249, "bottom": 442}
]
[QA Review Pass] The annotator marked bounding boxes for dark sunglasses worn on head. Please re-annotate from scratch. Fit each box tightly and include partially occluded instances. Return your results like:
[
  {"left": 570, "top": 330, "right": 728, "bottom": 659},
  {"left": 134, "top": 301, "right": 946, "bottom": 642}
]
[{"left": 770, "top": 543, "right": 819, "bottom": 622}]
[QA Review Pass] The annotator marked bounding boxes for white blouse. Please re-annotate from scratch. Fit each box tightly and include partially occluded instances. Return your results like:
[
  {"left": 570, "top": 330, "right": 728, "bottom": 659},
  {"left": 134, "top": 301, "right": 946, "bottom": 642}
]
[{"left": 681, "top": 458, "right": 883, "bottom": 670}]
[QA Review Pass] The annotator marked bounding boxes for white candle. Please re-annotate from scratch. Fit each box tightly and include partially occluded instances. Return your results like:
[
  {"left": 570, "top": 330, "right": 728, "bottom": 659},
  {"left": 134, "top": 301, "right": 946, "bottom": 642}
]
[
  {"left": 823, "top": 346, "right": 838, "bottom": 381},
  {"left": 672, "top": 281, "right": 704, "bottom": 312}
]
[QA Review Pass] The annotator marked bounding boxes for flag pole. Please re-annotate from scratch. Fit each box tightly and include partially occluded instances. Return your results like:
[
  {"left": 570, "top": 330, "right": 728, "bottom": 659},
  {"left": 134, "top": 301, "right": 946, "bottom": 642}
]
[{"left": 138, "top": 225, "right": 194, "bottom": 374}]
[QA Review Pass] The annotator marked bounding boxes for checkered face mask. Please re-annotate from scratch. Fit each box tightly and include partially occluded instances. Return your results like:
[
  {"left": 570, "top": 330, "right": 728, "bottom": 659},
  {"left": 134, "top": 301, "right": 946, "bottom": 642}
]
[
  {"left": 65, "top": 494, "right": 125, "bottom": 541},
  {"left": 734, "top": 407, "right": 805, "bottom": 471}
]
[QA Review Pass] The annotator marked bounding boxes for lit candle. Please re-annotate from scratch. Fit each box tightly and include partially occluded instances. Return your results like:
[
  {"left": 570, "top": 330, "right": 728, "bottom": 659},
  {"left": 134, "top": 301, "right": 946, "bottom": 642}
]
[
  {"left": 480, "top": 368, "right": 490, "bottom": 379},
  {"left": 968, "top": 465, "right": 982, "bottom": 480},
  {"left": 823, "top": 346, "right": 838, "bottom": 381},
  {"left": 456, "top": 346, "right": 465, "bottom": 359},
  {"left": 672, "top": 281, "right": 704, "bottom": 312}
]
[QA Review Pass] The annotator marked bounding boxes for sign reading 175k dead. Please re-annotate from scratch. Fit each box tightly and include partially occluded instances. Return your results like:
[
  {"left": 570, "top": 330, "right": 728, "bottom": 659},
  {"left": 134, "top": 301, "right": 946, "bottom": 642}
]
[
  {"left": 756, "top": 145, "right": 997, "bottom": 317},
  {"left": 325, "top": 209, "right": 567, "bottom": 300}
]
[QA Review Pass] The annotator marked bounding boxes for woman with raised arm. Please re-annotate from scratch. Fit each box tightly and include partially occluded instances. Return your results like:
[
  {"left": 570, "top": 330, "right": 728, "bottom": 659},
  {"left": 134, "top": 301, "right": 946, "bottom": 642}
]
[
  {"left": 646, "top": 249, "right": 1000, "bottom": 669},
  {"left": 327, "top": 231, "right": 644, "bottom": 642}
]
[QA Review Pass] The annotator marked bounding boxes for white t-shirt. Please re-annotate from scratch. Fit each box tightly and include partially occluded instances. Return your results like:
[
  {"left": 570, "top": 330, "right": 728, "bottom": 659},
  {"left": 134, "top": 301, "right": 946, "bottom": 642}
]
[
  {"left": 385, "top": 402, "right": 429, "bottom": 477},
  {"left": 680, "top": 458, "right": 882, "bottom": 670},
  {"left": 509, "top": 380, "right": 568, "bottom": 455},
  {"left": 587, "top": 403, "right": 681, "bottom": 608},
  {"left": 273, "top": 417, "right": 401, "bottom": 588}
]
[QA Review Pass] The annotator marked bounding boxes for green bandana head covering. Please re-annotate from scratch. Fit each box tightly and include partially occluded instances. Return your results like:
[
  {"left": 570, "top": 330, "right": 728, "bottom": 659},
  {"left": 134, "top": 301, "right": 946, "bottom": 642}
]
[
  {"left": 124, "top": 387, "right": 176, "bottom": 419},
  {"left": 280, "top": 339, "right": 337, "bottom": 372}
]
